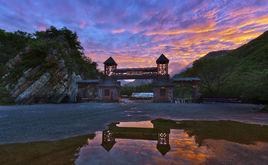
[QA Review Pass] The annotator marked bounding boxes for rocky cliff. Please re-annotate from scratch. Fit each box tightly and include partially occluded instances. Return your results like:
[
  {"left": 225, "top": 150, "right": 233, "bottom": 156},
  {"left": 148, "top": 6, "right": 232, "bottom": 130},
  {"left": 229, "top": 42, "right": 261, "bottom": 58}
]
[
  {"left": 4, "top": 52, "right": 81, "bottom": 104},
  {"left": 0, "top": 27, "right": 100, "bottom": 104}
]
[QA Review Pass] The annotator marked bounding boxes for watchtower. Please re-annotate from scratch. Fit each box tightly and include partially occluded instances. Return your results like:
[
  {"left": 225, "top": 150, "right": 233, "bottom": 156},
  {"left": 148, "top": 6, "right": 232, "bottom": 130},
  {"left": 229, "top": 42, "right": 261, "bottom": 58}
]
[
  {"left": 104, "top": 57, "right": 117, "bottom": 76},
  {"left": 156, "top": 54, "right": 169, "bottom": 76}
]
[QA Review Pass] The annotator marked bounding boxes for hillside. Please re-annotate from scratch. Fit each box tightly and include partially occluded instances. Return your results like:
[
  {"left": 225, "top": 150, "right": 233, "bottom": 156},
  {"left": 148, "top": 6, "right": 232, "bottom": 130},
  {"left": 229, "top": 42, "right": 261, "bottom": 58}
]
[
  {"left": 199, "top": 50, "right": 231, "bottom": 60},
  {"left": 0, "top": 27, "right": 100, "bottom": 104},
  {"left": 177, "top": 31, "right": 268, "bottom": 103}
]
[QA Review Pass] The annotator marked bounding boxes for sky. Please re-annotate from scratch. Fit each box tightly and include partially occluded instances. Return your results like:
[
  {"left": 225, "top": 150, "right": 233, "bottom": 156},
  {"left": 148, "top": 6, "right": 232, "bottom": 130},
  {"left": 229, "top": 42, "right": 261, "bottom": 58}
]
[{"left": 0, "top": 0, "right": 268, "bottom": 75}]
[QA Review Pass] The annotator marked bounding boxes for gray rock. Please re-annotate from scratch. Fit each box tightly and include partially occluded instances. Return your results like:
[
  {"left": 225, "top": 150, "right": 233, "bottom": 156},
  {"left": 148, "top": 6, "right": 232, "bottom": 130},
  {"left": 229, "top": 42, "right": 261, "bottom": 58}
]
[
  {"left": 4, "top": 45, "right": 90, "bottom": 104},
  {"left": 6, "top": 54, "right": 21, "bottom": 69},
  {"left": 68, "top": 72, "right": 81, "bottom": 102},
  {"left": 51, "top": 83, "right": 68, "bottom": 103},
  {"left": 10, "top": 66, "right": 42, "bottom": 98},
  {"left": 11, "top": 76, "right": 27, "bottom": 97},
  {"left": 15, "top": 72, "right": 51, "bottom": 104}
]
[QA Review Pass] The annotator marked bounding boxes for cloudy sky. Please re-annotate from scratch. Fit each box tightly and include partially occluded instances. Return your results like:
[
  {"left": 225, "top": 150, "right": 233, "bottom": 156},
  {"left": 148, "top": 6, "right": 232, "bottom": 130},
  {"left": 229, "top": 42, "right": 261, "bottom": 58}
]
[{"left": 0, "top": 0, "right": 268, "bottom": 74}]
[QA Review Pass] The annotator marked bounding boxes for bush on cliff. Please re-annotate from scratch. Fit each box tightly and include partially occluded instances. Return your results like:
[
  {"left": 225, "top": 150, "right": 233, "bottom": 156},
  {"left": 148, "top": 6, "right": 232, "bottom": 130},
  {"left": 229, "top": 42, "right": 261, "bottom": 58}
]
[{"left": 0, "top": 27, "right": 100, "bottom": 104}]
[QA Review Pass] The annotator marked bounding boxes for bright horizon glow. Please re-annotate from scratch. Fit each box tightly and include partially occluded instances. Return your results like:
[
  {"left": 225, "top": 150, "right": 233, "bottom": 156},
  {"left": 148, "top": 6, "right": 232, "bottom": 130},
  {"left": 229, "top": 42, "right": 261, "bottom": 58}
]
[{"left": 0, "top": 0, "right": 268, "bottom": 75}]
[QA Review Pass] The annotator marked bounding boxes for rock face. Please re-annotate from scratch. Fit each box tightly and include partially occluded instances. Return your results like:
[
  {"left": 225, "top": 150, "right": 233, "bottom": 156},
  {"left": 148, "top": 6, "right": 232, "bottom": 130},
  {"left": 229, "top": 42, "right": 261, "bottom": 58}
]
[
  {"left": 15, "top": 72, "right": 51, "bottom": 104},
  {"left": 0, "top": 27, "right": 100, "bottom": 104},
  {"left": 69, "top": 73, "right": 81, "bottom": 102},
  {"left": 3, "top": 50, "right": 81, "bottom": 104}
]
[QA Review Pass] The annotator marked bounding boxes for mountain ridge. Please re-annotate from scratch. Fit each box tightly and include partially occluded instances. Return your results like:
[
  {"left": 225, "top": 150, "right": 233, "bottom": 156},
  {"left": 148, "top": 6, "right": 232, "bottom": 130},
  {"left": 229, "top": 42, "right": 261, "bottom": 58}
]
[{"left": 176, "top": 30, "right": 268, "bottom": 103}]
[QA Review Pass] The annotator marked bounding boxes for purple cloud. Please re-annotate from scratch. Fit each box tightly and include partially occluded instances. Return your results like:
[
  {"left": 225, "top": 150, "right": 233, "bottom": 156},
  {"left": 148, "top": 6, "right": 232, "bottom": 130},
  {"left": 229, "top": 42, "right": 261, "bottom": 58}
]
[{"left": 0, "top": 0, "right": 268, "bottom": 74}]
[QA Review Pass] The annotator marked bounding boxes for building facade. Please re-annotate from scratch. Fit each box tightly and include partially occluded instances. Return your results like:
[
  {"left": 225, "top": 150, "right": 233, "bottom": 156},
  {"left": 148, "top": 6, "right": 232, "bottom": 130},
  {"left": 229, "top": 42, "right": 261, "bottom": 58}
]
[{"left": 75, "top": 54, "right": 200, "bottom": 102}]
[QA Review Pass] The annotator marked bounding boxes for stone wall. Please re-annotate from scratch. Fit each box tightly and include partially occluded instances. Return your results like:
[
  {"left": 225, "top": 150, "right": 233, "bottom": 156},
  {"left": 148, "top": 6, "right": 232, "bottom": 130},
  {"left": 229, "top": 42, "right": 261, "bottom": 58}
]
[{"left": 153, "top": 87, "right": 173, "bottom": 102}]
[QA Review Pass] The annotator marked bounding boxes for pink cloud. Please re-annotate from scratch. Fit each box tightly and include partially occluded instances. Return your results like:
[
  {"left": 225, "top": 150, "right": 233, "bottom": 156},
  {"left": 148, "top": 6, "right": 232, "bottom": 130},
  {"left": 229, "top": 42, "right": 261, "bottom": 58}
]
[
  {"left": 37, "top": 23, "right": 47, "bottom": 31},
  {"left": 111, "top": 28, "right": 125, "bottom": 34},
  {"left": 79, "top": 20, "right": 87, "bottom": 29}
]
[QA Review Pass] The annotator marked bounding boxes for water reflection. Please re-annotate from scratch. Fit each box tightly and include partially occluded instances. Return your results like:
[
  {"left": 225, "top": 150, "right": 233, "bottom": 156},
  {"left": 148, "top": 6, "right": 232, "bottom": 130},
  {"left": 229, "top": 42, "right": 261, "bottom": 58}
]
[
  {"left": 101, "top": 121, "right": 171, "bottom": 155},
  {"left": 76, "top": 119, "right": 268, "bottom": 164},
  {"left": 1, "top": 120, "right": 268, "bottom": 165}
]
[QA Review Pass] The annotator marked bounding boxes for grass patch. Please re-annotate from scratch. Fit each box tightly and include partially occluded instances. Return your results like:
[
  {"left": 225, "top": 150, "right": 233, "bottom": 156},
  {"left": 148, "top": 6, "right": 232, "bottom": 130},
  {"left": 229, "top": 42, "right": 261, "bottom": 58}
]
[
  {"left": 0, "top": 134, "right": 95, "bottom": 165},
  {"left": 152, "top": 119, "right": 268, "bottom": 145}
]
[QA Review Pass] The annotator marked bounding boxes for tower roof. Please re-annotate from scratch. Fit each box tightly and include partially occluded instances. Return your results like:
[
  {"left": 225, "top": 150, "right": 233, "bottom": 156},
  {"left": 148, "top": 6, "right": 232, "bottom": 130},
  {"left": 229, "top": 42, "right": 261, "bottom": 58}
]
[
  {"left": 157, "top": 144, "right": 171, "bottom": 155},
  {"left": 101, "top": 141, "right": 116, "bottom": 151},
  {"left": 104, "top": 57, "right": 117, "bottom": 66},
  {"left": 156, "top": 54, "right": 169, "bottom": 64}
]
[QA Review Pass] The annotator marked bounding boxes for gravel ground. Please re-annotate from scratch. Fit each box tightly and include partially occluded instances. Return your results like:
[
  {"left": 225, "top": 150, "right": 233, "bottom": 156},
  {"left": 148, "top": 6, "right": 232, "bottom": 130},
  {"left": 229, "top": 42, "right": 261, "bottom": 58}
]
[{"left": 0, "top": 102, "right": 266, "bottom": 144}]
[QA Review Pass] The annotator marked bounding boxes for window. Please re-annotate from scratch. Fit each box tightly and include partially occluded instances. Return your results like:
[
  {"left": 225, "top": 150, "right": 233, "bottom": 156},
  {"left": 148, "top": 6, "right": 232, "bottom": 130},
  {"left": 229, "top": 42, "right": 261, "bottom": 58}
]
[
  {"left": 160, "top": 88, "right": 166, "bottom": 96},
  {"left": 158, "top": 64, "right": 168, "bottom": 75},
  {"left": 104, "top": 89, "right": 110, "bottom": 96}
]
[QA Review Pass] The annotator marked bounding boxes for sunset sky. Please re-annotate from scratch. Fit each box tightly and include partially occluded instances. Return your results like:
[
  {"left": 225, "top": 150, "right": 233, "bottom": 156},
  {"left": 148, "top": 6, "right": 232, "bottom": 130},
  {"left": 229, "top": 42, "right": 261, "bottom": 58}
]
[{"left": 0, "top": 0, "right": 268, "bottom": 74}]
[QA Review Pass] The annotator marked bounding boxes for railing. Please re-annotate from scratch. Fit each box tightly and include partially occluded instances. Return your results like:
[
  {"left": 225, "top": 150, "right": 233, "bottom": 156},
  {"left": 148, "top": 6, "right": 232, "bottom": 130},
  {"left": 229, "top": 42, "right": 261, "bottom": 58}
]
[
  {"left": 110, "top": 74, "right": 168, "bottom": 79},
  {"left": 174, "top": 98, "right": 193, "bottom": 104},
  {"left": 201, "top": 97, "right": 241, "bottom": 103}
]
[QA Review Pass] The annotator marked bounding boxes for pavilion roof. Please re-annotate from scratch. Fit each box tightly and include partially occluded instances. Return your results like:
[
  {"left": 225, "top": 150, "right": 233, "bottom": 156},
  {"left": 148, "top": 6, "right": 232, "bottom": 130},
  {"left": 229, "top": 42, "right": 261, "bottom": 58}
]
[
  {"left": 104, "top": 57, "right": 117, "bottom": 66},
  {"left": 156, "top": 54, "right": 169, "bottom": 64}
]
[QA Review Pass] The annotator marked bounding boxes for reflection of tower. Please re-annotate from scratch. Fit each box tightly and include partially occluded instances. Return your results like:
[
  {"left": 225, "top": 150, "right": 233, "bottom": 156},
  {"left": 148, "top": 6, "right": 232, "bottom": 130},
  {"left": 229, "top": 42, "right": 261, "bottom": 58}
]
[
  {"left": 100, "top": 121, "right": 172, "bottom": 155},
  {"left": 156, "top": 129, "right": 171, "bottom": 155},
  {"left": 101, "top": 129, "right": 116, "bottom": 151}
]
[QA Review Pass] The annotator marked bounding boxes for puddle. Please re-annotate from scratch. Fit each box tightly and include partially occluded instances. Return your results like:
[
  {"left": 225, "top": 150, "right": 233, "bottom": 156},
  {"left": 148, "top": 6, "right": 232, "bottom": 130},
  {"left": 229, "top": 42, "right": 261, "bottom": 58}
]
[
  {"left": 1, "top": 119, "right": 268, "bottom": 165},
  {"left": 116, "top": 121, "right": 154, "bottom": 128}
]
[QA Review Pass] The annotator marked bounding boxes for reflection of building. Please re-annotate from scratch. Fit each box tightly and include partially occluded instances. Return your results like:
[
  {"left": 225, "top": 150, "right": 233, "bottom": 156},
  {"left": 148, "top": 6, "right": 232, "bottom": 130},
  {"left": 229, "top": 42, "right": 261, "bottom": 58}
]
[
  {"left": 101, "top": 129, "right": 116, "bottom": 151},
  {"left": 101, "top": 121, "right": 171, "bottom": 155},
  {"left": 156, "top": 128, "right": 171, "bottom": 155}
]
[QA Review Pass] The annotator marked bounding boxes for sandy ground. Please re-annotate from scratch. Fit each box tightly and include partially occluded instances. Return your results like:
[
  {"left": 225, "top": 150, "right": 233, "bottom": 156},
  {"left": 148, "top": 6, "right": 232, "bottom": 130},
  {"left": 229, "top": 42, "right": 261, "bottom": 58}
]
[{"left": 0, "top": 102, "right": 267, "bottom": 144}]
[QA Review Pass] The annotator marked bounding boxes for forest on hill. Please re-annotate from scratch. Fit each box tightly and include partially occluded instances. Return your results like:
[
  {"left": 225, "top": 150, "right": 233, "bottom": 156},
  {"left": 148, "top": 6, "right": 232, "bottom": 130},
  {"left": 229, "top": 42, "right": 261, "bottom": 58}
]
[
  {"left": 176, "top": 31, "right": 268, "bottom": 103},
  {"left": 0, "top": 27, "right": 100, "bottom": 104}
]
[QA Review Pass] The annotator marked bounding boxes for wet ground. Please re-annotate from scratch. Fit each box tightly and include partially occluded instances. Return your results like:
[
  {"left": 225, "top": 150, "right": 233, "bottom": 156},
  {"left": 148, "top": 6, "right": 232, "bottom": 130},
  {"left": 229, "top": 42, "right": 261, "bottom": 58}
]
[
  {"left": 1, "top": 119, "right": 268, "bottom": 165},
  {"left": 0, "top": 103, "right": 267, "bottom": 144},
  {"left": 0, "top": 103, "right": 268, "bottom": 164}
]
